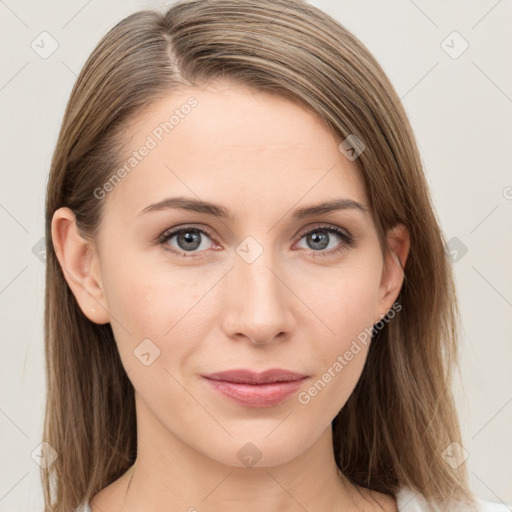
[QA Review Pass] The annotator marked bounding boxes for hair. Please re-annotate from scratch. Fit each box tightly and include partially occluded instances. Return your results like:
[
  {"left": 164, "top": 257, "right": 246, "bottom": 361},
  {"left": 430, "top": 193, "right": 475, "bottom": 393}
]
[{"left": 42, "top": 0, "right": 475, "bottom": 510}]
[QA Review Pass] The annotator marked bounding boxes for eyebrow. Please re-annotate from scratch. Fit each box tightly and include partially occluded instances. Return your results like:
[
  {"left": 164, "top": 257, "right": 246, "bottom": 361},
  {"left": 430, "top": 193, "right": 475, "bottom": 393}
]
[{"left": 138, "top": 196, "right": 369, "bottom": 220}]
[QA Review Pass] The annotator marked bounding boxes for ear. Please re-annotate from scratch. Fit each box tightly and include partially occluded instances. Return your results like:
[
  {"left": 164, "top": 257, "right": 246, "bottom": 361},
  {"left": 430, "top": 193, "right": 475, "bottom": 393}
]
[
  {"left": 374, "top": 223, "right": 410, "bottom": 324},
  {"left": 51, "top": 207, "right": 110, "bottom": 324}
]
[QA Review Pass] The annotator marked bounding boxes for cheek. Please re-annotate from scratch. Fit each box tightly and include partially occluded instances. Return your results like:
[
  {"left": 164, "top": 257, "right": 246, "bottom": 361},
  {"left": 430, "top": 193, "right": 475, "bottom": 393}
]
[
  {"left": 100, "top": 244, "right": 194, "bottom": 333},
  {"left": 305, "top": 258, "right": 382, "bottom": 342},
  {"left": 297, "top": 260, "right": 381, "bottom": 405},
  {"left": 100, "top": 249, "right": 212, "bottom": 379}
]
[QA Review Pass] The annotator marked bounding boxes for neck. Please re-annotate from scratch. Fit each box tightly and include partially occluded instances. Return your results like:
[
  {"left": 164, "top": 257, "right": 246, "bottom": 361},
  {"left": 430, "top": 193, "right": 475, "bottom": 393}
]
[{"left": 117, "top": 398, "right": 363, "bottom": 512}]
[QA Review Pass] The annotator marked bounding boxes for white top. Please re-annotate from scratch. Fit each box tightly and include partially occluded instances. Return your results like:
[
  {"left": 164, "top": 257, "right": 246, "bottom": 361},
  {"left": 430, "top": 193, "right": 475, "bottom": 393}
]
[
  {"left": 394, "top": 487, "right": 510, "bottom": 511},
  {"left": 76, "top": 486, "right": 511, "bottom": 511}
]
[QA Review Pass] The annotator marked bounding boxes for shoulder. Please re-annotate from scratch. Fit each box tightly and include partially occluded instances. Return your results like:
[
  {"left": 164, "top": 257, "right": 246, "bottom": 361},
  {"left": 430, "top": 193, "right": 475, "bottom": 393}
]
[
  {"left": 395, "top": 486, "right": 511, "bottom": 512},
  {"left": 75, "top": 503, "right": 91, "bottom": 512},
  {"left": 76, "top": 489, "right": 512, "bottom": 512},
  {"left": 475, "top": 500, "right": 512, "bottom": 512}
]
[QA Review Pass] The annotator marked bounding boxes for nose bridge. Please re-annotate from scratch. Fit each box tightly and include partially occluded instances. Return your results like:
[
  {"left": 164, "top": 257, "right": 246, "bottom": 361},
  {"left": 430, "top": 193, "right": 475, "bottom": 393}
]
[
  {"left": 237, "top": 251, "right": 281, "bottom": 307},
  {"left": 223, "top": 236, "right": 293, "bottom": 342}
]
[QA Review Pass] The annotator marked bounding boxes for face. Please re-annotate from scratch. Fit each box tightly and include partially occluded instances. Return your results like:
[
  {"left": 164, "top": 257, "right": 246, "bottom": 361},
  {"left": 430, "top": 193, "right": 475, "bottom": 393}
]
[{"left": 54, "top": 81, "right": 408, "bottom": 470}]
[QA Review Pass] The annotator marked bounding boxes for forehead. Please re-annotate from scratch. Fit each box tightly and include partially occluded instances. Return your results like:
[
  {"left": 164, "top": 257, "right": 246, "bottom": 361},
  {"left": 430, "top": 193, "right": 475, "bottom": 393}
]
[{"left": 103, "top": 81, "right": 369, "bottom": 222}]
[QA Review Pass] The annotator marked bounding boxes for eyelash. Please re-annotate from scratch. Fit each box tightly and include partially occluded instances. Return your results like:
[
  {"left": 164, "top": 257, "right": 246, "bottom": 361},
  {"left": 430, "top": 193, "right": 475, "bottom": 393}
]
[{"left": 156, "top": 224, "right": 354, "bottom": 259}]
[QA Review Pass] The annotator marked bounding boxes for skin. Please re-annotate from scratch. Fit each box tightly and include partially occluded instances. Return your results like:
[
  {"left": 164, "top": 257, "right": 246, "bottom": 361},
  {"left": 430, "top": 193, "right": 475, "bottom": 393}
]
[{"left": 52, "top": 80, "right": 409, "bottom": 512}]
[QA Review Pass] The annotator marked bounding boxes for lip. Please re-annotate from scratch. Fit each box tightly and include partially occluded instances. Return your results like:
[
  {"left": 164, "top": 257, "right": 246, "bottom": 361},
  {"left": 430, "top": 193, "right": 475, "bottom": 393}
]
[
  {"left": 203, "top": 368, "right": 308, "bottom": 384},
  {"left": 202, "top": 368, "right": 309, "bottom": 408}
]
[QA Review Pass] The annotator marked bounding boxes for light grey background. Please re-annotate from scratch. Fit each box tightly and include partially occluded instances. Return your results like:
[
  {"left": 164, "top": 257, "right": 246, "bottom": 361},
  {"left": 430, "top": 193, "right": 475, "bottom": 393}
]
[{"left": 0, "top": 0, "right": 511, "bottom": 510}]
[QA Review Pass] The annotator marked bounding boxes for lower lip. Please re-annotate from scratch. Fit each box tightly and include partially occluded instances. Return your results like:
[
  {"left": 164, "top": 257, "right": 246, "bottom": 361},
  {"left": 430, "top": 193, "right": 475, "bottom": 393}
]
[{"left": 203, "top": 377, "right": 306, "bottom": 408}]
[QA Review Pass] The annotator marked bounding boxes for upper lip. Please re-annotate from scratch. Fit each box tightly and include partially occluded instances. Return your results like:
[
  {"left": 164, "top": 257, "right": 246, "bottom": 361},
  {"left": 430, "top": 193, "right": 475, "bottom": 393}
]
[{"left": 203, "top": 368, "right": 308, "bottom": 385}]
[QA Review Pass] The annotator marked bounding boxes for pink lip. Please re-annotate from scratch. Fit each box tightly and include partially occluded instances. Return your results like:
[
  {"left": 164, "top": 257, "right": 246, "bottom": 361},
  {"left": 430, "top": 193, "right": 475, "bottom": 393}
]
[{"left": 202, "top": 368, "right": 308, "bottom": 408}]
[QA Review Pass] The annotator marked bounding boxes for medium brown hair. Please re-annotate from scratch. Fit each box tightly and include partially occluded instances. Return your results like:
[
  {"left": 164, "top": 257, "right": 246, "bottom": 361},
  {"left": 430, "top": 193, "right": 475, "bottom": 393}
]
[{"left": 42, "top": 1, "right": 474, "bottom": 510}]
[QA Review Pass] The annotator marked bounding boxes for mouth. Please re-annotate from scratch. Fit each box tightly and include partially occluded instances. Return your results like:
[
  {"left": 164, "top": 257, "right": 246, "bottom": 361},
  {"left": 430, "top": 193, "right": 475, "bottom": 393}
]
[{"left": 202, "top": 368, "right": 309, "bottom": 408}]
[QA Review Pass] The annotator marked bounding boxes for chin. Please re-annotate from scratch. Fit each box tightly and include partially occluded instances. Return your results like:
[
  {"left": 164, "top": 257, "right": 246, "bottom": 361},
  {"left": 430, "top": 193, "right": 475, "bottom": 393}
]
[{"left": 197, "top": 428, "right": 312, "bottom": 469}]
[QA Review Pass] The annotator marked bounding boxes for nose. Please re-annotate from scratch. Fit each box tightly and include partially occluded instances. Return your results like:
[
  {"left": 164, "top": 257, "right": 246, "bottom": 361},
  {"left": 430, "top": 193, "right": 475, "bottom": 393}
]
[{"left": 221, "top": 245, "right": 295, "bottom": 346}]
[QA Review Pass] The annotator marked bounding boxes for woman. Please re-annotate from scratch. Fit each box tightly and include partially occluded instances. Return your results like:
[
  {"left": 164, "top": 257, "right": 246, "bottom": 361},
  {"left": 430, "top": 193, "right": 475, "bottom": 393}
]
[{"left": 41, "top": 0, "right": 508, "bottom": 511}]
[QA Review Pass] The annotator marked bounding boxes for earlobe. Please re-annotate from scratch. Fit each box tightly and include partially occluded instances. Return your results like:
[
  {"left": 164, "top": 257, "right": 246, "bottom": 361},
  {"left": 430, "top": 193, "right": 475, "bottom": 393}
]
[
  {"left": 51, "top": 207, "right": 110, "bottom": 325},
  {"left": 375, "top": 223, "right": 410, "bottom": 323}
]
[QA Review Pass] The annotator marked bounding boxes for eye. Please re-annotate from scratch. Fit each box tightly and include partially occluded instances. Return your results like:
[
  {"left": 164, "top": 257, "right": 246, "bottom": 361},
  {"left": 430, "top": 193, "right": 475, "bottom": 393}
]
[
  {"left": 158, "top": 225, "right": 217, "bottom": 257},
  {"left": 157, "top": 223, "right": 355, "bottom": 259},
  {"left": 295, "top": 225, "right": 354, "bottom": 258}
]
